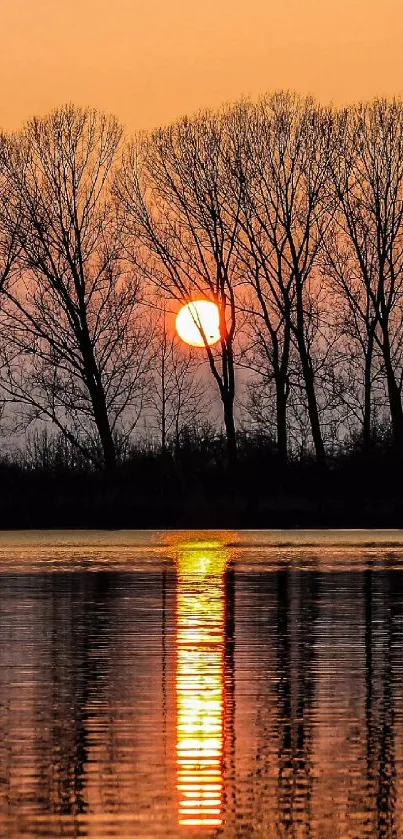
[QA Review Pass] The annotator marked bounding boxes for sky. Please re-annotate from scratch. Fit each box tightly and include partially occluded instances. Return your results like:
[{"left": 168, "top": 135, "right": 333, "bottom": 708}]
[{"left": 0, "top": 0, "right": 402, "bottom": 135}]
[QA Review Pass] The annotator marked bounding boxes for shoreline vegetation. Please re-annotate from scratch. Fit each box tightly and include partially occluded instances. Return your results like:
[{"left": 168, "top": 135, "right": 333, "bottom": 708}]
[
  {"left": 1, "top": 93, "right": 403, "bottom": 527},
  {"left": 0, "top": 430, "right": 401, "bottom": 529}
]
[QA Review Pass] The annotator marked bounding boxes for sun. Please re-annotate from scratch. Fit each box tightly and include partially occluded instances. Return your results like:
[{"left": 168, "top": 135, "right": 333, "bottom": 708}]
[{"left": 175, "top": 300, "right": 220, "bottom": 347}]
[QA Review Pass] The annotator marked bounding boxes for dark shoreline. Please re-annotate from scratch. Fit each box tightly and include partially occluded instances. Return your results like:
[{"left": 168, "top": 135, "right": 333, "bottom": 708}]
[
  {"left": 0, "top": 482, "right": 401, "bottom": 529},
  {"left": 1, "top": 440, "right": 402, "bottom": 529}
]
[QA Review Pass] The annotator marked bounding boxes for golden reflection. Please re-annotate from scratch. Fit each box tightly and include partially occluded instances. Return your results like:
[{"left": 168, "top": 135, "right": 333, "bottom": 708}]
[{"left": 175, "top": 540, "right": 228, "bottom": 828}]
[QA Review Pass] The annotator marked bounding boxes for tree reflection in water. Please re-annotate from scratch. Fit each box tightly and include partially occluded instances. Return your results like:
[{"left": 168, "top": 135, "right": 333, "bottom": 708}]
[{"left": 1, "top": 542, "right": 403, "bottom": 838}]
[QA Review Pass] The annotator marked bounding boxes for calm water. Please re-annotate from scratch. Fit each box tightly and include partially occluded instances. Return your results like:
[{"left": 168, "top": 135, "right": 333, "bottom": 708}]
[{"left": 1, "top": 531, "right": 403, "bottom": 838}]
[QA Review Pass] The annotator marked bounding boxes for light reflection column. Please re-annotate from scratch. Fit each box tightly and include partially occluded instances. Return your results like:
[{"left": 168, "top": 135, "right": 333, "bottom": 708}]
[{"left": 176, "top": 543, "right": 227, "bottom": 828}]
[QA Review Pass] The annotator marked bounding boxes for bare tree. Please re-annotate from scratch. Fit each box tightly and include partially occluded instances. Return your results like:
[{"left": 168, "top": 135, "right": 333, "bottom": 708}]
[
  {"left": 329, "top": 100, "right": 403, "bottom": 451},
  {"left": 223, "top": 99, "right": 293, "bottom": 462},
  {"left": 0, "top": 106, "right": 151, "bottom": 471},
  {"left": 115, "top": 111, "right": 243, "bottom": 469},
  {"left": 0, "top": 133, "right": 21, "bottom": 293},
  {"left": 149, "top": 307, "right": 210, "bottom": 454},
  {"left": 0, "top": 137, "right": 23, "bottom": 439},
  {"left": 229, "top": 94, "right": 334, "bottom": 465},
  {"left": 323, "top": 224, "right": 382, "bottom": 450}
]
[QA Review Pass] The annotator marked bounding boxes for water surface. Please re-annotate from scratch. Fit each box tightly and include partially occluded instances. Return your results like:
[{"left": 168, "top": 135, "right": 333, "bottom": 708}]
[{"left": 1, "top": 530, "right": 403, "bottom": 838}]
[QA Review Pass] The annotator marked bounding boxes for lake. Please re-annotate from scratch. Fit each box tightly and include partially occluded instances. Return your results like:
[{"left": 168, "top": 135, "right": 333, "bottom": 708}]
[{"left": 1, "top": 530, "right": 403, "bottom": 838}]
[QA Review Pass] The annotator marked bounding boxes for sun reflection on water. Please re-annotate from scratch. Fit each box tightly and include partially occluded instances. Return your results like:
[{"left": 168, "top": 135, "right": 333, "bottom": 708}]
[{"left": 175, "top": 541, "right": 228, "bottom": 828}]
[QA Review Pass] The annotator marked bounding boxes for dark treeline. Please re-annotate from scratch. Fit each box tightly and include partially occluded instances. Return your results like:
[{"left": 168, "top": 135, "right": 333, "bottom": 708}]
[
  {"left": 0, "top": 424, "right": 400, "bottom": 528},
  {"left": 0, "top": 93, "right": 403, "bottom": 526}
]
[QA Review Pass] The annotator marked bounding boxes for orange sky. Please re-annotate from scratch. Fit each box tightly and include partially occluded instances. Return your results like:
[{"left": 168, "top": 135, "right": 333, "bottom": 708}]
[{"left": 1, "top": 0, "right": 402, "bottom": 134}]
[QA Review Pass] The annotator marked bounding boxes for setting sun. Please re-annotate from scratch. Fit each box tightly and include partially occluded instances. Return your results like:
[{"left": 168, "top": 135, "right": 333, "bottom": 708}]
[{"left": 176, "top": 301, "right": 220, "bottom": 348}]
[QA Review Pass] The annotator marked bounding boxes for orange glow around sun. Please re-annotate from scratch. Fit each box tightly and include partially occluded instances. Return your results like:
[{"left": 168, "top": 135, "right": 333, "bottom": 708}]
[{"left": 176, "top": 300, "right": 220, "bottom": 348}]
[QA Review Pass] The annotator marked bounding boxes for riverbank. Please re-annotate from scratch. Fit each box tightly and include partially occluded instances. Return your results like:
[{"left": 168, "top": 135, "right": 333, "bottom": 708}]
[
  {"left": 1, "top": 440, "right": 402, "bottom": 529},
  {"left": 0, "top": 474, "right": 401, "bottom": 529}
]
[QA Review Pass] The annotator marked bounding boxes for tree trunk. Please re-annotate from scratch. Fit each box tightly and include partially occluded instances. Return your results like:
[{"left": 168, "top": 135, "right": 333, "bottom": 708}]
[
  {"left": 304, "top": 363, "right": 326, "bottom": 466},
  {"left": 380, "top": 325, "right": 403, "bottom": 450},
  {"left": 160, "top": 331, "right": 167, "bottom": 455},
  {"left": 80, "top": 352, "right": 116, "bottom": 472},
  {"left": 272, "top": 316, "right": 290, "bottom": 464},
  {"left": 295, "top": 333, "right": 326, "bottom": 466},
  {"left": 384, "top": 354, "right": 403, "bottom": 450},
  {"left": 90, "top": 385, "right": 117, "bottom": 473},
  {"left": 294, "top": 285, "right": 326, "bottom": 466},
  {"left": 275, "top": 377, "right": 288, "bottom": 463},
  {"left": 79, "top": 320, "right": 117, "bottom": 472},
  {"left": 161, "top": 381, "right": 167, "bottom": 455},
  {"left": 223, "top": 396, "right": 237, "bottom": 471},
  {"left": 363, "top": 333, "right": 374, "bottom": 452},
  {"left": 219, "top": 337, "right": 237, "bottom": 471}
]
